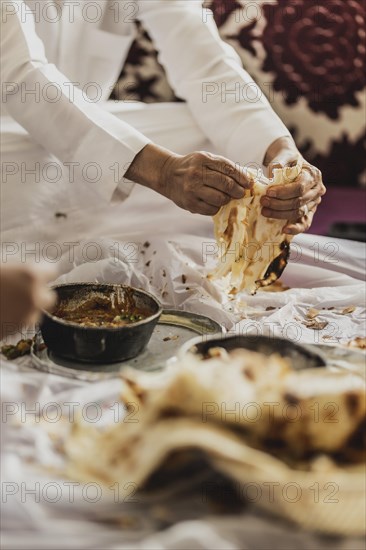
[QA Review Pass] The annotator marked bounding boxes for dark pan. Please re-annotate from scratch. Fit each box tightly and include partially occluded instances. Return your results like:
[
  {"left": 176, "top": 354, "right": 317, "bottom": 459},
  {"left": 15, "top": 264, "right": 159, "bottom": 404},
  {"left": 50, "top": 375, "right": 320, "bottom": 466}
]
[
  {"left": 179, "top": 334, "right": 326, "bottom": 370},
  {"left": 40, "top": 283, "right": 162, "bottom": 364}
]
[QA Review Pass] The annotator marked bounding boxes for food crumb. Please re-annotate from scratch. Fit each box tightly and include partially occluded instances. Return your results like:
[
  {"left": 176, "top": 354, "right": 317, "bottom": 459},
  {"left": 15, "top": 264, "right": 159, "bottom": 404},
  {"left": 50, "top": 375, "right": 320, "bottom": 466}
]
[
  {"left": 322, "top": 334, "right": 339, "bottom": 341},
  {"left": 346, "top": 337, "right": 366, "bottom": 350},
  {"left": 143, "top": 241, "right": 150, "bottom": 248},
  {"left": 306, "top": 307, "right": 320, "bottom": 319},
  {"left": 145, "top": 261, "right": 151, "bottom": 267},
  {"left": 341, "top": 306, "right": 356, "bottom": 315},
  {"left": 163, "top": 335, "right": 179, "bottom": 342},
  {"left": 302, "top": 319, "right": 328, "bottom": 330},
  {"left": 1, "top": 339, "right": 33, "bottom": 360},
  {"left": 182, "top": 274, "right": 187, "bottom": 284}
]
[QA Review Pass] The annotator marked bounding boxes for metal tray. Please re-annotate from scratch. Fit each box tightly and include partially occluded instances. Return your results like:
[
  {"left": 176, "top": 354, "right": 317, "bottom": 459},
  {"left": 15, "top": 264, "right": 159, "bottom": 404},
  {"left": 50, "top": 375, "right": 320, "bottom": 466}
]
[{"left": 30, "top": 310, "right": 222, "bottom": 381}]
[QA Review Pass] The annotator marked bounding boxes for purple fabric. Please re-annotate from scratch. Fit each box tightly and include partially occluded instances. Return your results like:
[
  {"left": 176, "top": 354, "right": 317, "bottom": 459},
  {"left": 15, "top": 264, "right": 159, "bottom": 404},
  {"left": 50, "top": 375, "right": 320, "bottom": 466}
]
[{"left": 310, "top": 187, "right": 366, "bottom": 236}]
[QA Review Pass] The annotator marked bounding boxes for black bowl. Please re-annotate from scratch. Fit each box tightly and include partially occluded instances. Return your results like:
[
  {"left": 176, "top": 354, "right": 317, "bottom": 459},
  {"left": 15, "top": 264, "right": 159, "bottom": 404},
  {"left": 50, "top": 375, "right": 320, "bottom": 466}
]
[
  {"left": 179, "top": 334, "right": 326, "bottom": 370},
  {"left": 40, "top": 283, "right": 162, "bottom": 364}
]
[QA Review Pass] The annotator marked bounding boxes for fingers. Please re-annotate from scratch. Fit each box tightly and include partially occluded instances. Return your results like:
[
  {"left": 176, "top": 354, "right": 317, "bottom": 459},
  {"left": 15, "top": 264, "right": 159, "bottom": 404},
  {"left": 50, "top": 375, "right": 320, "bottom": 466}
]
[
  {"left": 203, "top": 152, "right": 250, "bottom": 190},
  {"left": 262, "top": 161, "right": 325, "bottom": 228},
  {"left": 203, "top": 171, "right": 244, "bottom": 200},
  {"left": 261, "top": 185, "right": 321, "bottom": 212},
  {"left": 261, "top": 180, "right": 324, "bottom": 210},
  {"left": 182, "top": 192, "right": 221, "bottom": 215},
  {"left": 189, "top": 184, "right": 230, "bottom": 215},
  {"left": 283, "top": 210, "right": 316, "bottom": 235},
  {"left": 0, "top": 264, "right": 57, "bottom": 338},
  {"left": 261, "top": 195, "right": 322, "bottom": 220},
  {"left": 31, "top": 264, "right": 57, "bottom": 311},
  {"left": 20, "top": 270, "right": 56, "bottom": 320},
  {"left": 194, "top": 200, "right": 220, "bottom": 216},
  {"left": 266, "top": 164, "right": 324, "bottom": 200},
  {"left": 170, "top": 151, "right": 253, "bottom": 213},
  {"left": 33, "top": 263, "right": 57, "bottom": 283},
  {"left": 21, "top": 263, "right": 57, "bottom": 313},
  {"left": 35, "top": 286, "right": 57, "bottom": 312},
  {"left": 266, "top": 172, "right": 313, "bottom": 200},
  {"left": 282, "top": 191, "right": 321, "bottom": 235},
  {"left": 13, "top": 282, "right": 55, "bottom": 332},
  {"left": 197, "top": 186, "right": 232, "bottom": 208}
]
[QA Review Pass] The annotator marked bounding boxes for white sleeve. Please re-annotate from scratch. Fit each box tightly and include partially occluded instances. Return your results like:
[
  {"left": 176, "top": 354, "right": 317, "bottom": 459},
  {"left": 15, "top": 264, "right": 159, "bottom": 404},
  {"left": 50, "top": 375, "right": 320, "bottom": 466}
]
[
  {"left": 138, "top": 0, "right": 290, "bottom": 168},
  {"left": 0, "top": 0, "right": 151, "bottom": 201}
]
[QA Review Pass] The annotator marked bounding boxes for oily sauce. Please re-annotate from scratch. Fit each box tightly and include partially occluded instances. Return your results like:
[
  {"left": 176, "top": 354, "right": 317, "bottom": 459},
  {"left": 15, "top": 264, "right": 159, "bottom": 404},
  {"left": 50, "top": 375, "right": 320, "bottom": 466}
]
[{"left": 52, "top": 290, "right": 151, "bottom": 327}]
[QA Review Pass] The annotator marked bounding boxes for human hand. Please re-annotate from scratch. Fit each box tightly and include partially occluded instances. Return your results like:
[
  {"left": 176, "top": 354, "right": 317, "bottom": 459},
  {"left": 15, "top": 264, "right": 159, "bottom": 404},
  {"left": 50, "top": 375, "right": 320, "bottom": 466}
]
[
  {"left": 261, "top": 137, "right": 326, "bottom": 235},
  {"left": 161, "top": 151, "right": 251, "bottom": 215},
  {"left": 0, "top": 264, "right": 56, "bottom": 339}
]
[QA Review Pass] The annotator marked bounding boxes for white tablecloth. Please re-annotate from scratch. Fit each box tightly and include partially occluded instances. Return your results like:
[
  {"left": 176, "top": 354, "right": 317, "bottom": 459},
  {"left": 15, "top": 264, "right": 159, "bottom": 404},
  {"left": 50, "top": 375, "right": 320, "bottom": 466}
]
[{"left": 1, "top": 185, "right": 365, "bottom": 549}]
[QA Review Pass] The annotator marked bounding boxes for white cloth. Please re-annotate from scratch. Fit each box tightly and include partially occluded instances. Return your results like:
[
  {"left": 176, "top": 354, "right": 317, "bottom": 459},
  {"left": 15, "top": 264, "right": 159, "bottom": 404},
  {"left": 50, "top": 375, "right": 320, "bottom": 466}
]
[
  {"left": 0, "top": 0, "right": 290, "bottom": 232},
  {"left": 1, "top": 225, "right": 365, "bottom": 550}
]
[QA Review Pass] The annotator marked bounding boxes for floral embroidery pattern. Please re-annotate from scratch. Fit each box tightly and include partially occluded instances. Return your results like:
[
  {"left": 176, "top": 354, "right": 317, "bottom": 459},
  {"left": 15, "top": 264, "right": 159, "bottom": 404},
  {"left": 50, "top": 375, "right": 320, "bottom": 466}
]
[{"left": 260, "top": 0, "right": 366, "bottom": 119}]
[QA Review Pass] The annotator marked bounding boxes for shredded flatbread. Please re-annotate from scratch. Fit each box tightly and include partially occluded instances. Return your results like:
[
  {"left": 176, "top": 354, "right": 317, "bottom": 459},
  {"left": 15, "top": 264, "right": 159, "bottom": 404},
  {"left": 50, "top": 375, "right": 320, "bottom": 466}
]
[{"left": 210, "top": 161, "right": 303, "bottom": 294}]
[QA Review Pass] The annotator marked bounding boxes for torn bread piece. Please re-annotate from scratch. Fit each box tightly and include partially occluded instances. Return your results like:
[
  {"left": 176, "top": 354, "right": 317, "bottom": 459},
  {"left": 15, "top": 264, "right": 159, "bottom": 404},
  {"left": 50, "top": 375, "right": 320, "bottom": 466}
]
[
  {"left": 210, "top": 161, "right": 303, "bottom": 294},
  {"left": 64, "top": 349, "right": 365, "bottom": 488},
  {"left": 61, "top": 349, "right": 365, "bottom": 535}
]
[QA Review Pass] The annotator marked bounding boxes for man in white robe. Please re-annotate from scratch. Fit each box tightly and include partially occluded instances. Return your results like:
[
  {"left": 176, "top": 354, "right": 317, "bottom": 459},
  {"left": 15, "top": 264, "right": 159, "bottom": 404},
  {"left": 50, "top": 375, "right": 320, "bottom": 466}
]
[{"left": 0, "top": 0, "right": 325, "bottom": 247}]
